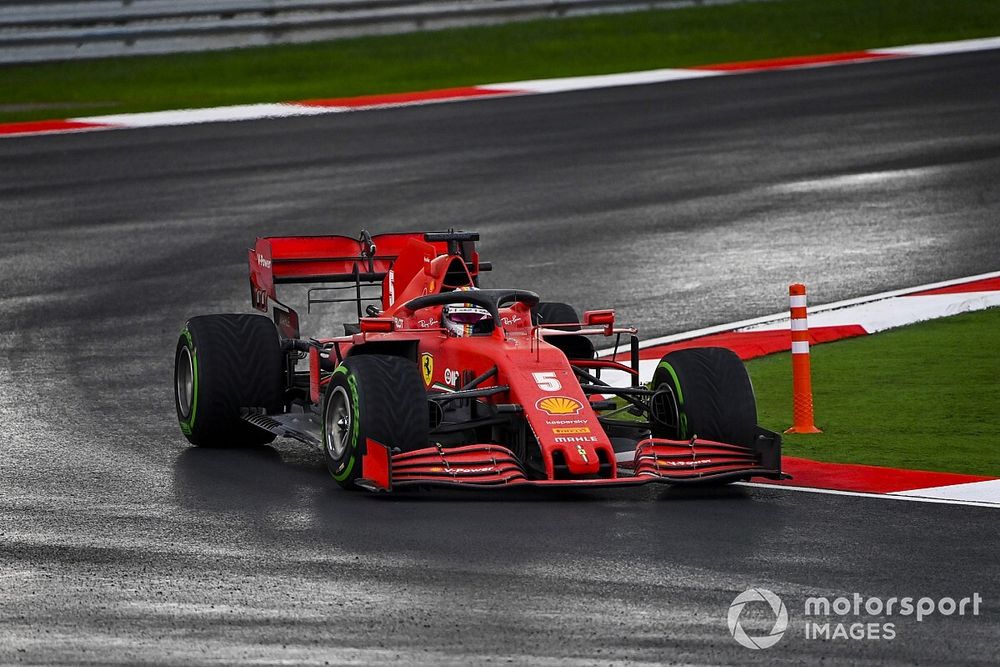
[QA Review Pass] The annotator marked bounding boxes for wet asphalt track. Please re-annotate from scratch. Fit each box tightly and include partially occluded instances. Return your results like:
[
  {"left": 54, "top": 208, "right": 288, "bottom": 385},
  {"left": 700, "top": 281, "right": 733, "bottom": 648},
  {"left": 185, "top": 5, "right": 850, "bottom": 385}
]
[{"left": 2, "top": 50, "right": 999, "bottom": 664}]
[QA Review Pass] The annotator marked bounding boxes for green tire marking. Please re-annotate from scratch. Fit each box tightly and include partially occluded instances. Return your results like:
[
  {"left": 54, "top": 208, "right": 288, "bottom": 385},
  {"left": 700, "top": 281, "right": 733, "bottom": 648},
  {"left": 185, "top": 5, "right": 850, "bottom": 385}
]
[
  {"left": 179, "top": 329, "right": 198, "bottom": 435},
  {"left": 655, "top": 360, "right": 687, "bottom": 439},
  {"left": 655, "top": 361, "right": 684, "bottom": 406},
  {"left": 334, "top": 456, "right": 356, "bottom": 482},
  {"left": 330, "top": 364, "right": 361, "bottom": 482}
]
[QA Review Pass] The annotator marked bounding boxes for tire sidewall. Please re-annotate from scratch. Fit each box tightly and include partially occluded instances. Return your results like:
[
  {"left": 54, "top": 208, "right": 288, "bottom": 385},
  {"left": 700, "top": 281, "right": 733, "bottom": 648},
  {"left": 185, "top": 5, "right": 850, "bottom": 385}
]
[
  {"left": 323, "top": 364, "right": 364, "bottom": 487},
  {"left": 175, "top": 327, "right": 199, "bottom": 437},
  {"left": 651, "top": 358, "right": 689, "bottom": 440}
]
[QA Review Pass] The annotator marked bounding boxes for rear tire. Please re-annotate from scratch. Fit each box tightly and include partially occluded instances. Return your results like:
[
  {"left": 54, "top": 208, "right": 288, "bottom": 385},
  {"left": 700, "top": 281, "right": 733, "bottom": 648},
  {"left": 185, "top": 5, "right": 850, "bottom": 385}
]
[
  {"left": 531, "top": 302, "right": 594, "bottom": 360},
  {"left": 650, "top": 347, "right": 756, "bottom": 447},
  {"left": 323, "top": 355, "right": 429, "bottom": 490},
  {"left": 174, "top": 314, "right": 284, "bottom": 447}
]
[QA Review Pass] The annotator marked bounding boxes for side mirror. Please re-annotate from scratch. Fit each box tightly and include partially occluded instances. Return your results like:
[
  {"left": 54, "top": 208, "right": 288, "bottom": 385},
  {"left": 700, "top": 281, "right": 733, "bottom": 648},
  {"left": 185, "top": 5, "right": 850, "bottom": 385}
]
[
  {"left": 583, "top": 309, "right": 615, "bottom": 334},
  {"left": 583, "top": 309, "right": 615, "bottom": 326}
]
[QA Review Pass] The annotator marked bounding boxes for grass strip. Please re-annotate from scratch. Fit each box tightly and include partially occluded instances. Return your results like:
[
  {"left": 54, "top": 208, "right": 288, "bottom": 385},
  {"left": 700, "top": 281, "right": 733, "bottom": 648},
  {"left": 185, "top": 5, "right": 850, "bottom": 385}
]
[
  {"left": 747, "top": 308, "right": 1000, "bottom": 477},
  {"left": 2, "top": 0, "right": 1000, "bottom": 122}
]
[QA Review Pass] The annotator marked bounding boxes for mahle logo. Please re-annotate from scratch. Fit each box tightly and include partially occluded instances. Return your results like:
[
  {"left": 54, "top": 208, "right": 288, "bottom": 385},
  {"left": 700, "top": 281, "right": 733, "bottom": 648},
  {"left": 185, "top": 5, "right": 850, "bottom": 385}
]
[{"left": 728, "top": 588, "right": 789, "bottom": 650}]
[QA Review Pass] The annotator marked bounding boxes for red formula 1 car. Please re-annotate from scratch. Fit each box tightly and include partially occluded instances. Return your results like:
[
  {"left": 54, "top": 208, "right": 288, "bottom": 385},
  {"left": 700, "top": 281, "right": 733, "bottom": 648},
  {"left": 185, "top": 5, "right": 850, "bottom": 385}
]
[{"left": 173, "top": 230, "right": 782, "bottom": 492}]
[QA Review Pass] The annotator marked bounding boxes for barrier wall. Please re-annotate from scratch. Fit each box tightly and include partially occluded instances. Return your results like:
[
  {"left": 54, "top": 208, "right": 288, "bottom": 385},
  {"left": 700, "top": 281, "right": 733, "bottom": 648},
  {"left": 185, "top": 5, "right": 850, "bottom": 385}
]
[{"left": 0, "top": 0, "right": 765, "bottom": 63}]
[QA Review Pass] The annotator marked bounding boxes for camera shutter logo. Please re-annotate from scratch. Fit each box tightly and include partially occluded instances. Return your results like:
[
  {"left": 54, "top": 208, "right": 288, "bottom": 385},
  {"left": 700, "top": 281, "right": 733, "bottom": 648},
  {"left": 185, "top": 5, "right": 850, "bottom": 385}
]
[{"left": 728, "top": 588, "right": 789, "bottom": 649}]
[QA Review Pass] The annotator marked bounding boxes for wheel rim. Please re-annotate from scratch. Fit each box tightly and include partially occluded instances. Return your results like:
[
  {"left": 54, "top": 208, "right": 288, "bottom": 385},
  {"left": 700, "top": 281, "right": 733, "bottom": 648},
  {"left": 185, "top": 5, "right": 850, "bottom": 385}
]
[
  {"left": 325, "top": 386, "right": 352, "bottom": 459},
  {"left": 650, "top": 383, "right": 680, "bottom": 433},
  {"left": 176, "top": 346, "right": 194, "bottom": 419}
]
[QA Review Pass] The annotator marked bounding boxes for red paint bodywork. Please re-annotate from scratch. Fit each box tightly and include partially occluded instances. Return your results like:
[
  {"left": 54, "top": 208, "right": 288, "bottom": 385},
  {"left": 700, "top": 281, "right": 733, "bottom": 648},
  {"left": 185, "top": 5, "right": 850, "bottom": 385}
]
[{"left": 249, "top": 231, "right": 781, "bottom": 491}]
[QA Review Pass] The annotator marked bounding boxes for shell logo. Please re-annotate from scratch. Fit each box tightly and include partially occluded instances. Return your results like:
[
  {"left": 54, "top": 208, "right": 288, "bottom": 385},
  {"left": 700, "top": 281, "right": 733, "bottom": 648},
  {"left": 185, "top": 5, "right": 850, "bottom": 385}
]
[{"left": 535, "top": 396, "right": 584, "bottom": 415}]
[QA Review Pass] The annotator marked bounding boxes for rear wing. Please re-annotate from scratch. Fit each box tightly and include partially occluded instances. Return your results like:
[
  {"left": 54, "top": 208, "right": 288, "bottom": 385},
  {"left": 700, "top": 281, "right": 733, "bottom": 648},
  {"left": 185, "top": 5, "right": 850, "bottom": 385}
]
[{"left": 249, "top": 230, "right": 488, "bottom": 337}]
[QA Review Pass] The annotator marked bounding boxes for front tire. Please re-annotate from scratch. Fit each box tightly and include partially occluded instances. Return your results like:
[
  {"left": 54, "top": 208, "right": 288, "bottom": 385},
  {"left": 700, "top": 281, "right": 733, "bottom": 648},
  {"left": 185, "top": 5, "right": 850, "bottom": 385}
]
[
  {"left": 174, "top": 314, "right": 284, "bottom": 447},
  {"left": 323, "top": 355, "right": 429, "bottom": 489},
  {"left": 650, "top": 347, "right": 757, "bottom": 447}
]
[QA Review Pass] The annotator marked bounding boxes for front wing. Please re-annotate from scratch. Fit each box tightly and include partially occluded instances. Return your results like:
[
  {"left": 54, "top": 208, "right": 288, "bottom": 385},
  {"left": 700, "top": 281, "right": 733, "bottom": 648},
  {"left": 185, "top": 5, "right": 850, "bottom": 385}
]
[{"left": 355, "top": 435, "right": 784, "bottom": 492}]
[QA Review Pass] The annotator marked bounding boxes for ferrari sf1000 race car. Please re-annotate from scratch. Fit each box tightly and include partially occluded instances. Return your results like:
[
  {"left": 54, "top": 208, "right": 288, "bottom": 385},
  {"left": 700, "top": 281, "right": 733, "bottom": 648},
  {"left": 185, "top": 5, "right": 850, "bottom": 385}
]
[{"left": 173, "top": 230, "right": 783, "bottom": 492}]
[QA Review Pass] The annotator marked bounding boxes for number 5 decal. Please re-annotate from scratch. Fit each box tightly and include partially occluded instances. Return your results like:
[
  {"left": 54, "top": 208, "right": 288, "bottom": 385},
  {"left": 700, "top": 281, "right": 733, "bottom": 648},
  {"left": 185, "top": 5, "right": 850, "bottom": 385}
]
[{"left": 532, "top": 371, "right": 562, "bottom": 391}]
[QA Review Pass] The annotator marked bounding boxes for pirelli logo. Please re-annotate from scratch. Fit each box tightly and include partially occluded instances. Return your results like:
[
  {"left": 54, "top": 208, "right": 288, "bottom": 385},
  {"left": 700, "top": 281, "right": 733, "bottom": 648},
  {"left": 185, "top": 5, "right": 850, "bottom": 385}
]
[{"left": 553, "top": 427, "right": 591, "bottom": 435}]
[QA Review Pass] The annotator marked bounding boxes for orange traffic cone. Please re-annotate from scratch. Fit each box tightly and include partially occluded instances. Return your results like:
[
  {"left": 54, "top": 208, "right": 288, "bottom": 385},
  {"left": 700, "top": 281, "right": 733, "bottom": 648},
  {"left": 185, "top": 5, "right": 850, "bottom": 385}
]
[{"left": 785, "top": 283, "right": 822, "bottom": 434}]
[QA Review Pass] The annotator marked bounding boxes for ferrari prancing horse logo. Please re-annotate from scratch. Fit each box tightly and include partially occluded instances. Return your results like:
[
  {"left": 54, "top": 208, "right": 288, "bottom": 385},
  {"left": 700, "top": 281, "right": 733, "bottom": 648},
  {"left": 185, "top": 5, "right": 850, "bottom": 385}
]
[{"left": 421, "top": 352, "right": 434, "bottom": 386}]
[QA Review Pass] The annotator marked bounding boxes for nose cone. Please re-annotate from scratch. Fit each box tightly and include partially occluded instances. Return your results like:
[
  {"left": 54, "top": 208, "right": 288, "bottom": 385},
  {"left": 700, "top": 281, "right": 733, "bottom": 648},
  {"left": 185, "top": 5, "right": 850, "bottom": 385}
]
[
  {"left": 559, "top": 439, "right": 602, "bottom": 475},
  {"left": 501, "top": 347, "right": 616, "bottom": 480}
]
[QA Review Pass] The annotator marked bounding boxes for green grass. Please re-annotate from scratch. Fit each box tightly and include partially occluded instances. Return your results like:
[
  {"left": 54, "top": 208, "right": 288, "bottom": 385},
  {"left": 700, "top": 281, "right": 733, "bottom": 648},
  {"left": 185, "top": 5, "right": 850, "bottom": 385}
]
[
  {"left": 2, "top": 0, "right": 1000, "bottom": 123},
  {"left": 747, "top": 308, "right": 1000, "bottom": 477}
]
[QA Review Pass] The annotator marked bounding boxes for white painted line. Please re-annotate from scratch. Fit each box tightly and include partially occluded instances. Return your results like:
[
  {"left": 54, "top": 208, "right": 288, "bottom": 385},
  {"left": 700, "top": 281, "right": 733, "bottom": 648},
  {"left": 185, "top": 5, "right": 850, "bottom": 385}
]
[
  {"left": 872, "top": 36, "right": 1000, "bottom": 57},
  {"left": 600, "top": 269, "right": 1000, "bottom": 354},
  {"left": 598, "top": 311, "right": 796, "bottom": 354},
  {"left": 798, "top": 269, "right": 1000, "bottom": 314},
  {"left": 7, "top": 35, "right": 1000, "bottom": 139},
  {"left": 78, "top": 103, "right": 339, "bottom": 128},
  {"left": 739, "top": 482, "right": 1000, "bottom": 509},
  {"left": 746, "top": 290, "right": 1000, "bottom": 334},
  {"left": 890, "top": 479, "right": 1000, "bottom": 503},
  {"left": 478, "top": 68, "right": 723, "bottom": 94}
]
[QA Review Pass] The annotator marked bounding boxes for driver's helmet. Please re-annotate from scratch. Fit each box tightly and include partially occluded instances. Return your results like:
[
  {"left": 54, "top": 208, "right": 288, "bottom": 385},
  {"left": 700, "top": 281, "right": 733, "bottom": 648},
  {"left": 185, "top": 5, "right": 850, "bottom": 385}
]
[{"left": 442, "top": 287, "right": 493, "bottom": 337}]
